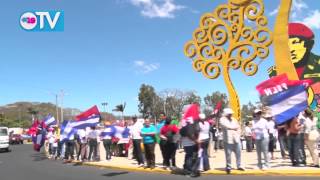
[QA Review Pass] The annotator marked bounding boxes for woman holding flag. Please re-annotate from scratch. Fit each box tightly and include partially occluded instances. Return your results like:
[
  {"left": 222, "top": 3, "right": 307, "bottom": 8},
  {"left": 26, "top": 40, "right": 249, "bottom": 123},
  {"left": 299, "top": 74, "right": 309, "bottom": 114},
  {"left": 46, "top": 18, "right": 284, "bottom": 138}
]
[{"left": 101, "top": 121, "right": 116, "bottom": 161}]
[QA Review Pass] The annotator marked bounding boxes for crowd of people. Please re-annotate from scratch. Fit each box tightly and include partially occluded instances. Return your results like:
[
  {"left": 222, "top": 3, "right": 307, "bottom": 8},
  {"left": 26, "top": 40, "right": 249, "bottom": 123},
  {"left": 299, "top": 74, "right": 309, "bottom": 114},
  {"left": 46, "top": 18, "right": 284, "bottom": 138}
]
[{"left": 43, "top": 107, "right": 320, "bottom": 177}]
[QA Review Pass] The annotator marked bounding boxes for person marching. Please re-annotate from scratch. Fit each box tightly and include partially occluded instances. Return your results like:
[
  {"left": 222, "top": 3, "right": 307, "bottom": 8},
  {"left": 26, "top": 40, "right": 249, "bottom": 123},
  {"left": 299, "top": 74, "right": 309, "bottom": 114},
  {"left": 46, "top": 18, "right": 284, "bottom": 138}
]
[
  {"left": 160, "top": 117, "right": 179, "bottom": 170},
  {"left": 130, "top": 117, "right": 145, "bottom": 167},
  {"left": 220, "top": 108, "right": 245, "bottom": 174},
  {"left": 101, "top": 121, "right": 116, "bottom": 161},
  {"left": 303, "top": 109, "right": 320, "bottom": 167},
  {"left": 244, "top": 122, "right": 253, "bottom": 152},
  {"left": 198, "top": 114, "right": 210, "bottom": 171},
  {"left": 141, "top": 119, "right": 157, "bottom": 169},
  {"left": 252, "top": 109, "right": 270, "bottom": 170},
  {"left": 77, "top": 128, "right": 88, "bottom": 162},
  {"left": 87, "top": 126, "right": 100, "bottom": 161},
  {"left": 265, "top": 113, "right": 276, "bottom": 160}
]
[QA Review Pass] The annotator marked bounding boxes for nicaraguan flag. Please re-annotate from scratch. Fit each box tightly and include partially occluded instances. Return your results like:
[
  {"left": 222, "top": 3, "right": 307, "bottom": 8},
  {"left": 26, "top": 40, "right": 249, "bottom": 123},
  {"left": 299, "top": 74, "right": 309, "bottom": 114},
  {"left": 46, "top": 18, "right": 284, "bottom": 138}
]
[
  {"left": 70, "top": 115, "right": 100, "bottom": 129},
  {"left": 60, "top": 120, "right": 76, "bottom": 143},
  {"left": 100, "top": 126, "right": 116, "bottom": 138},
  {"left": 44, "top": 114, "right": 57, "bottom": 127},
  {"left": 113, "top": 126, "right": 131, "bottom": 144},
  {"left": 261, "top": 85, "right": 308, "bottom": 124}
]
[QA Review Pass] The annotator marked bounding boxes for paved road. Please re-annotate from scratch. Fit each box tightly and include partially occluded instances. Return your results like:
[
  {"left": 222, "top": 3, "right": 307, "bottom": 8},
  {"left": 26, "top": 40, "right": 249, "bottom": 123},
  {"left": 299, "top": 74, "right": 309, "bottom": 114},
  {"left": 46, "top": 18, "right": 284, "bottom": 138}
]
[{"left": 0, "top": 145, "right": 319, "bottom": 180}]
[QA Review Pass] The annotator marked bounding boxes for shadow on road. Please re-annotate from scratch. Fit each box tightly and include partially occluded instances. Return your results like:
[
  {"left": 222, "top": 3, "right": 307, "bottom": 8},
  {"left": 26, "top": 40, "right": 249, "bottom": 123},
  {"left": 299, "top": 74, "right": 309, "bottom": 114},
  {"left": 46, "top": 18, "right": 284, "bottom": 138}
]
[
  {"left": 102, "top": 172, "right": 129, "bottom": 177},
  {"left": 31, "top": 153, "right": 47, "bottom": 161}
]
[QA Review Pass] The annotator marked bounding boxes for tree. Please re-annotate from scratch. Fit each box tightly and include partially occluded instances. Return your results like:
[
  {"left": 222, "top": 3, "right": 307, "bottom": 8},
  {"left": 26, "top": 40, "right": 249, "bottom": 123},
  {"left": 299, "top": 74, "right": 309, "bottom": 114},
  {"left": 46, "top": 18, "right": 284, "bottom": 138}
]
[
  {"left": 138, "top": 84, "right": 158, "bottom": 118},
  {"left": 113, "top": 103, "right": 126, "bottom": 120},
  {"left": 203, "top": 91, "right": 228, "bottom": 117},
  {"left": 27, "top": 107, "right": 39, "bottom": 122},
  {"left": 184, "top": 91, "right": 201, "bottom": 105},
  {"left": 159, "top": 89, "right": 201, "bottom": 119},
  {"left": 241, "top": 101, "right": 256, "bottom": 123}
]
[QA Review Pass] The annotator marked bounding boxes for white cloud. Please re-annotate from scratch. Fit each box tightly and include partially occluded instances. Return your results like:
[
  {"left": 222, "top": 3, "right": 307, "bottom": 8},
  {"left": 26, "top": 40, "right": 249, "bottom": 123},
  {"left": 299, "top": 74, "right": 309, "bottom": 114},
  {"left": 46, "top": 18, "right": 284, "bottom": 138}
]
[
  {"left": 130, "top": 0, "right": 185, "bottom": 18},
  {"left": 292, "top": 0, "right": 308, "bottom": 12},
  {"left": 134, "top": 60, "right": 160, "bottom": 73},
  {"left": 290, "top": 0, "right": 309, "bottom": 20},
  {"left": 268, "top": 6, "right": 279, "bottom": 16},
  {"left": 269, "top": 0, "right": 308, "bottom": 17},
  {"left": 300, "top": 10, "right": 320, "bottom": 30}
]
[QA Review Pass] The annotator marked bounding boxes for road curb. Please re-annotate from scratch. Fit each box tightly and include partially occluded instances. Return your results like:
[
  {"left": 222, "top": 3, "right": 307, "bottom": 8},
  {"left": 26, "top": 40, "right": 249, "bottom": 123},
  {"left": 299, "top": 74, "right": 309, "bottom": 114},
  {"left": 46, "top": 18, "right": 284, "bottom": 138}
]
[{"left": 80, "top": 162, "right": 320, "bottom": 176}]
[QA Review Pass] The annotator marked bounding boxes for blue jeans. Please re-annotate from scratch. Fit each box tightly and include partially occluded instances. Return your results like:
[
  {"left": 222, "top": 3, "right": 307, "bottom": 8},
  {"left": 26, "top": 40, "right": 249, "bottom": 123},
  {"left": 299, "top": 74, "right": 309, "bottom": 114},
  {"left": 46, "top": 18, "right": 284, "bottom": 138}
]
[
  {"left": 278, "top": 134, "right": 288, "bottom": 158},
  {"left": 255, "top": 137, "right": 269, "bottom": 168},
  {"left": 288, "top": 134, "right": 305, "bottom": 165},
  {"left": 200, "top": 140, "right": 210, "bottom": 171},
  {"left": 183, "top": 145, "right": 198, "bottom": 173},
  {"left": 223, "top": 142, "right": 242, "bottom": 169}
]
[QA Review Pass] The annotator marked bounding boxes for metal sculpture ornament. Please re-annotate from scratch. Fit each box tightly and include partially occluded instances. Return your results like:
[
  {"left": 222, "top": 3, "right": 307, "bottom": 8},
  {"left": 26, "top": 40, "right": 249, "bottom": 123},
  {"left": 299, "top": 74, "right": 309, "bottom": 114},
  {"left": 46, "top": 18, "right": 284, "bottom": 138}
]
[{"left": 184, "top": 0, "right": 272, "bottom": 120}]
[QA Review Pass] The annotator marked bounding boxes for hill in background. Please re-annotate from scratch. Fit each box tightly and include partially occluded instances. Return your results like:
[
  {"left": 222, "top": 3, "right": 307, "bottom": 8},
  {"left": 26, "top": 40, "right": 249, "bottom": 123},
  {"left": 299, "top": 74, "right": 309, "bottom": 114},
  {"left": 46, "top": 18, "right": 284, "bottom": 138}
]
[{"left": 0, "top": 102, "right": 118, "bottom": 128}]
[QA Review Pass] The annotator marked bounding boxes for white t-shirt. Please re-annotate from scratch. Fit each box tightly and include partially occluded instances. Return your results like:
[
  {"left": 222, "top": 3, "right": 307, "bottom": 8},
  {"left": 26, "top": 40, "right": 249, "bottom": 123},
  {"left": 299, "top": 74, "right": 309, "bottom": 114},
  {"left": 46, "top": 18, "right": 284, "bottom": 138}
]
[
  {"left": 244, "top": 126, "right": 252, "bottom": 136},
  {"left": 198, "top": 121, "right": 210, "bottom": 141},
  {"left": 252, "top": 118, "right": 269, "bottom": 140},
  {"left": 267, "top": 120, "right": 276, "bottom": 135},
  {"left": 87, "top": 129, "right": 100, "bottom": 139},
  {"left": 131, "top": 122, "right": 143, "bottom": 140},
  {"left": 77, "top": 129, "right": 87, "bottom": 143},
  {"left": 47, "top": 132, "right": 56, "bottom": 144}
]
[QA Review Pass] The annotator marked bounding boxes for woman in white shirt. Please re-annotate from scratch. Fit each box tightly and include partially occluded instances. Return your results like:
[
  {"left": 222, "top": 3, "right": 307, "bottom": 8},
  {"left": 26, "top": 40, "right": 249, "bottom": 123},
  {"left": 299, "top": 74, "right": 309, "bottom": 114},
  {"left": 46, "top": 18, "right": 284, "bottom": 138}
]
[
  {"left": 265, "top": 113, "right": 276, "bottom": 160},
  {"left": 303, "top": 109, "right": 319, "bottom": 168},
  {"left": 252, "top": 109, "right": 270, "bottom": 170},
  {"left": 198, "top": 114, "right": 210, "bottom": 171}
]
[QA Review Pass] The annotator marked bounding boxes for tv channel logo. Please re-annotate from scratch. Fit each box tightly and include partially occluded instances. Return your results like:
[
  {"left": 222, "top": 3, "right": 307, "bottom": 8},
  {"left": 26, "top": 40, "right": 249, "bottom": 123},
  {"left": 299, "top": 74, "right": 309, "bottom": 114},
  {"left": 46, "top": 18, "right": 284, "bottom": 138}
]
[{"left": 20, "top": 11, "right": 64, "bottom": 32}]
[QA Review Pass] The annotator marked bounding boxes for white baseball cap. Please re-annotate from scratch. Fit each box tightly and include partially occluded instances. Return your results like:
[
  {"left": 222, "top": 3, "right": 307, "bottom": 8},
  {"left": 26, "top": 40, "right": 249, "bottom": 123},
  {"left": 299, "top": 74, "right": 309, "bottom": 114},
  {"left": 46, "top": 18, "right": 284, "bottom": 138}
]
[
  {"left": 223, "top": 108, "right": 234, "bottom": 115},
  {"left": 199, "top": 113, "right": 206, "bottom": 120},
  {"left": 254, "top": 109, "right": 262, "bottom": 114}
]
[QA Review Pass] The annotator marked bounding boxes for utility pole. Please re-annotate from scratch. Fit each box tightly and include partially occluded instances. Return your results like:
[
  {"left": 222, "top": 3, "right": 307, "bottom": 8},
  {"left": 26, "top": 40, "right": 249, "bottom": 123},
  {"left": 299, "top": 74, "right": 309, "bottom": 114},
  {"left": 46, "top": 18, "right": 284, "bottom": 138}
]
[
  {"left": 60, "top": 90, "right": 65, "bottom": 124},
  {"left": 55, "top": 94, "right": 59, "bottom": 125},
  {"left": 101, "top": 102, "right": 108, "bottom": 121}
]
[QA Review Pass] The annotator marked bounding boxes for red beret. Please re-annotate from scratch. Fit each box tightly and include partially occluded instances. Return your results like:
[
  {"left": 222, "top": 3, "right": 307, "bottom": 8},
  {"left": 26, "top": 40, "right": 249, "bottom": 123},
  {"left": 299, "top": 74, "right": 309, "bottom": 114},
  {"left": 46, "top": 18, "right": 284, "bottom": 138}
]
[{"left": 289, "top": 23, "right": 314, "bottom": 39}]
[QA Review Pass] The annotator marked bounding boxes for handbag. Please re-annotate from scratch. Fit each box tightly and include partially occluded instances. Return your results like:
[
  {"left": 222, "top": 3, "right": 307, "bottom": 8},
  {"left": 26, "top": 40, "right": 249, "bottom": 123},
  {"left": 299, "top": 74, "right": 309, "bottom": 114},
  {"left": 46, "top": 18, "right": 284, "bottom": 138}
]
[{"left": 309, "top": 130, "right": 320, "bottom": 141}]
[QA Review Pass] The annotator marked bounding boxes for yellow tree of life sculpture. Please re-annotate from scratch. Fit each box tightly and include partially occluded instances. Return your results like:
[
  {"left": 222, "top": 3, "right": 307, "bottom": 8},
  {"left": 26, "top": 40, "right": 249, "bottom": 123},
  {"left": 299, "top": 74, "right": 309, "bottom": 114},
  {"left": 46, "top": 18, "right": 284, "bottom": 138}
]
[{"left": 184, "top": 0, "right": 273, "bottom": 120}]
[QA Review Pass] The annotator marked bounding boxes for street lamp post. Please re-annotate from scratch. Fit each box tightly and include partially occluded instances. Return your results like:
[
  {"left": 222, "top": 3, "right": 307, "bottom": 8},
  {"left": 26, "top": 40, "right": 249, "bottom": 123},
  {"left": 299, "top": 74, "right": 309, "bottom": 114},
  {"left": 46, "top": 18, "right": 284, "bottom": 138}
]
[{"left": 101, "top": 102, "right": 108, "bottom": 121}]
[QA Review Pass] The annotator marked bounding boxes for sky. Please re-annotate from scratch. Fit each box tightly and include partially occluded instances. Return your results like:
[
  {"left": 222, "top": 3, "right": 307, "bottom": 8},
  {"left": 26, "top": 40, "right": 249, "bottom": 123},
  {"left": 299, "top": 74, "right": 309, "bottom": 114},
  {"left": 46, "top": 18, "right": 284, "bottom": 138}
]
[{"left": 1, "top": 0, "right": 320, "bottom": 116}]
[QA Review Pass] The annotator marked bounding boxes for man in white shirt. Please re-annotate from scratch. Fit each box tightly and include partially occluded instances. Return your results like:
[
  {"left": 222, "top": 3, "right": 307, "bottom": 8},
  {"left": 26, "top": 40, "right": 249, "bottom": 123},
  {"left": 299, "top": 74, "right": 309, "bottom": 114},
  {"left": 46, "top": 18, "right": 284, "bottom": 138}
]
[
  {"left": 265, "top": 113, "right": 276, "bottom": 160},
  {"left": 77, "top": 129, "right": 88, "bottom": 161},
  {"left": 220, "top": 108, "right": 244, "bottom": 174},
  {"left": 244, "top": 122, "right": 253, "bottom": 152},
  {"left": 87, "top": 126, "right": 99, "bottom": 161},
  {"left": 131, "top": 117, "right": 144, "bottom": 166}
]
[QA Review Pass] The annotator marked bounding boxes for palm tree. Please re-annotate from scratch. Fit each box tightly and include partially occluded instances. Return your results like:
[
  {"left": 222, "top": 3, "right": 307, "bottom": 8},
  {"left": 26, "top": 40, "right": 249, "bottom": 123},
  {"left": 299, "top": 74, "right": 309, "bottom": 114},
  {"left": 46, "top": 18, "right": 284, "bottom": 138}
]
[
  {"left": 112, "top": 103, "right": 126, "bottom": 120},
  {"left": 27, "top": 107, "right": 39, "bottom": 123}
]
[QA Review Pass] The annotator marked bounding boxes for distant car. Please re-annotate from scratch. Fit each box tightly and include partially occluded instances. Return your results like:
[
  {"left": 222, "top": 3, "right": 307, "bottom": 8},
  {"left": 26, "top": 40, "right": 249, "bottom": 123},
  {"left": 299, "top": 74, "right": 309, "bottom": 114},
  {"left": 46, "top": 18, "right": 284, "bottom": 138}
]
[
  {"left": 21, "top": 134, "right": 32, "bottom": 142},
  {"left": 9, "top": 134, "right": 23, "bottom": 144}
]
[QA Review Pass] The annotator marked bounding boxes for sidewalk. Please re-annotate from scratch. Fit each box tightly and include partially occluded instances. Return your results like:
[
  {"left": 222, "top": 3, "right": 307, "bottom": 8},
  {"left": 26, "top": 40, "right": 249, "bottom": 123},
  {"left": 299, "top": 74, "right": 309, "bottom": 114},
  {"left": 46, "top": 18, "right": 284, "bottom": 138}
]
[{"left": 79, "top": 143, "right": 320, "bottom": 176}]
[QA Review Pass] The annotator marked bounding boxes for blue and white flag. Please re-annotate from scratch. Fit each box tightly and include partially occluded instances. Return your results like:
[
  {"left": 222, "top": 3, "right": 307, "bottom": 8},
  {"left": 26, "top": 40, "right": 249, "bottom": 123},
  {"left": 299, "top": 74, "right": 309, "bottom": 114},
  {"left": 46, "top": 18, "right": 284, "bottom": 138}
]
[
  {"left": 60, "top": 120, "right": 76, "bottom": 143},
  {"left": 44, "top": 114, "right": 57, "bottom": 127},
  {"left": 70, "top": 115, "right": 100, "bottom": 129},
  {"left": 261, "top": 85, "right": 308, "bottom": 124},
  {"left": 100, "top": 126, "right": 116, "bottom": 139},
  {"left": 60, "top": 115, "right": 100, "bottom": 143}
]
